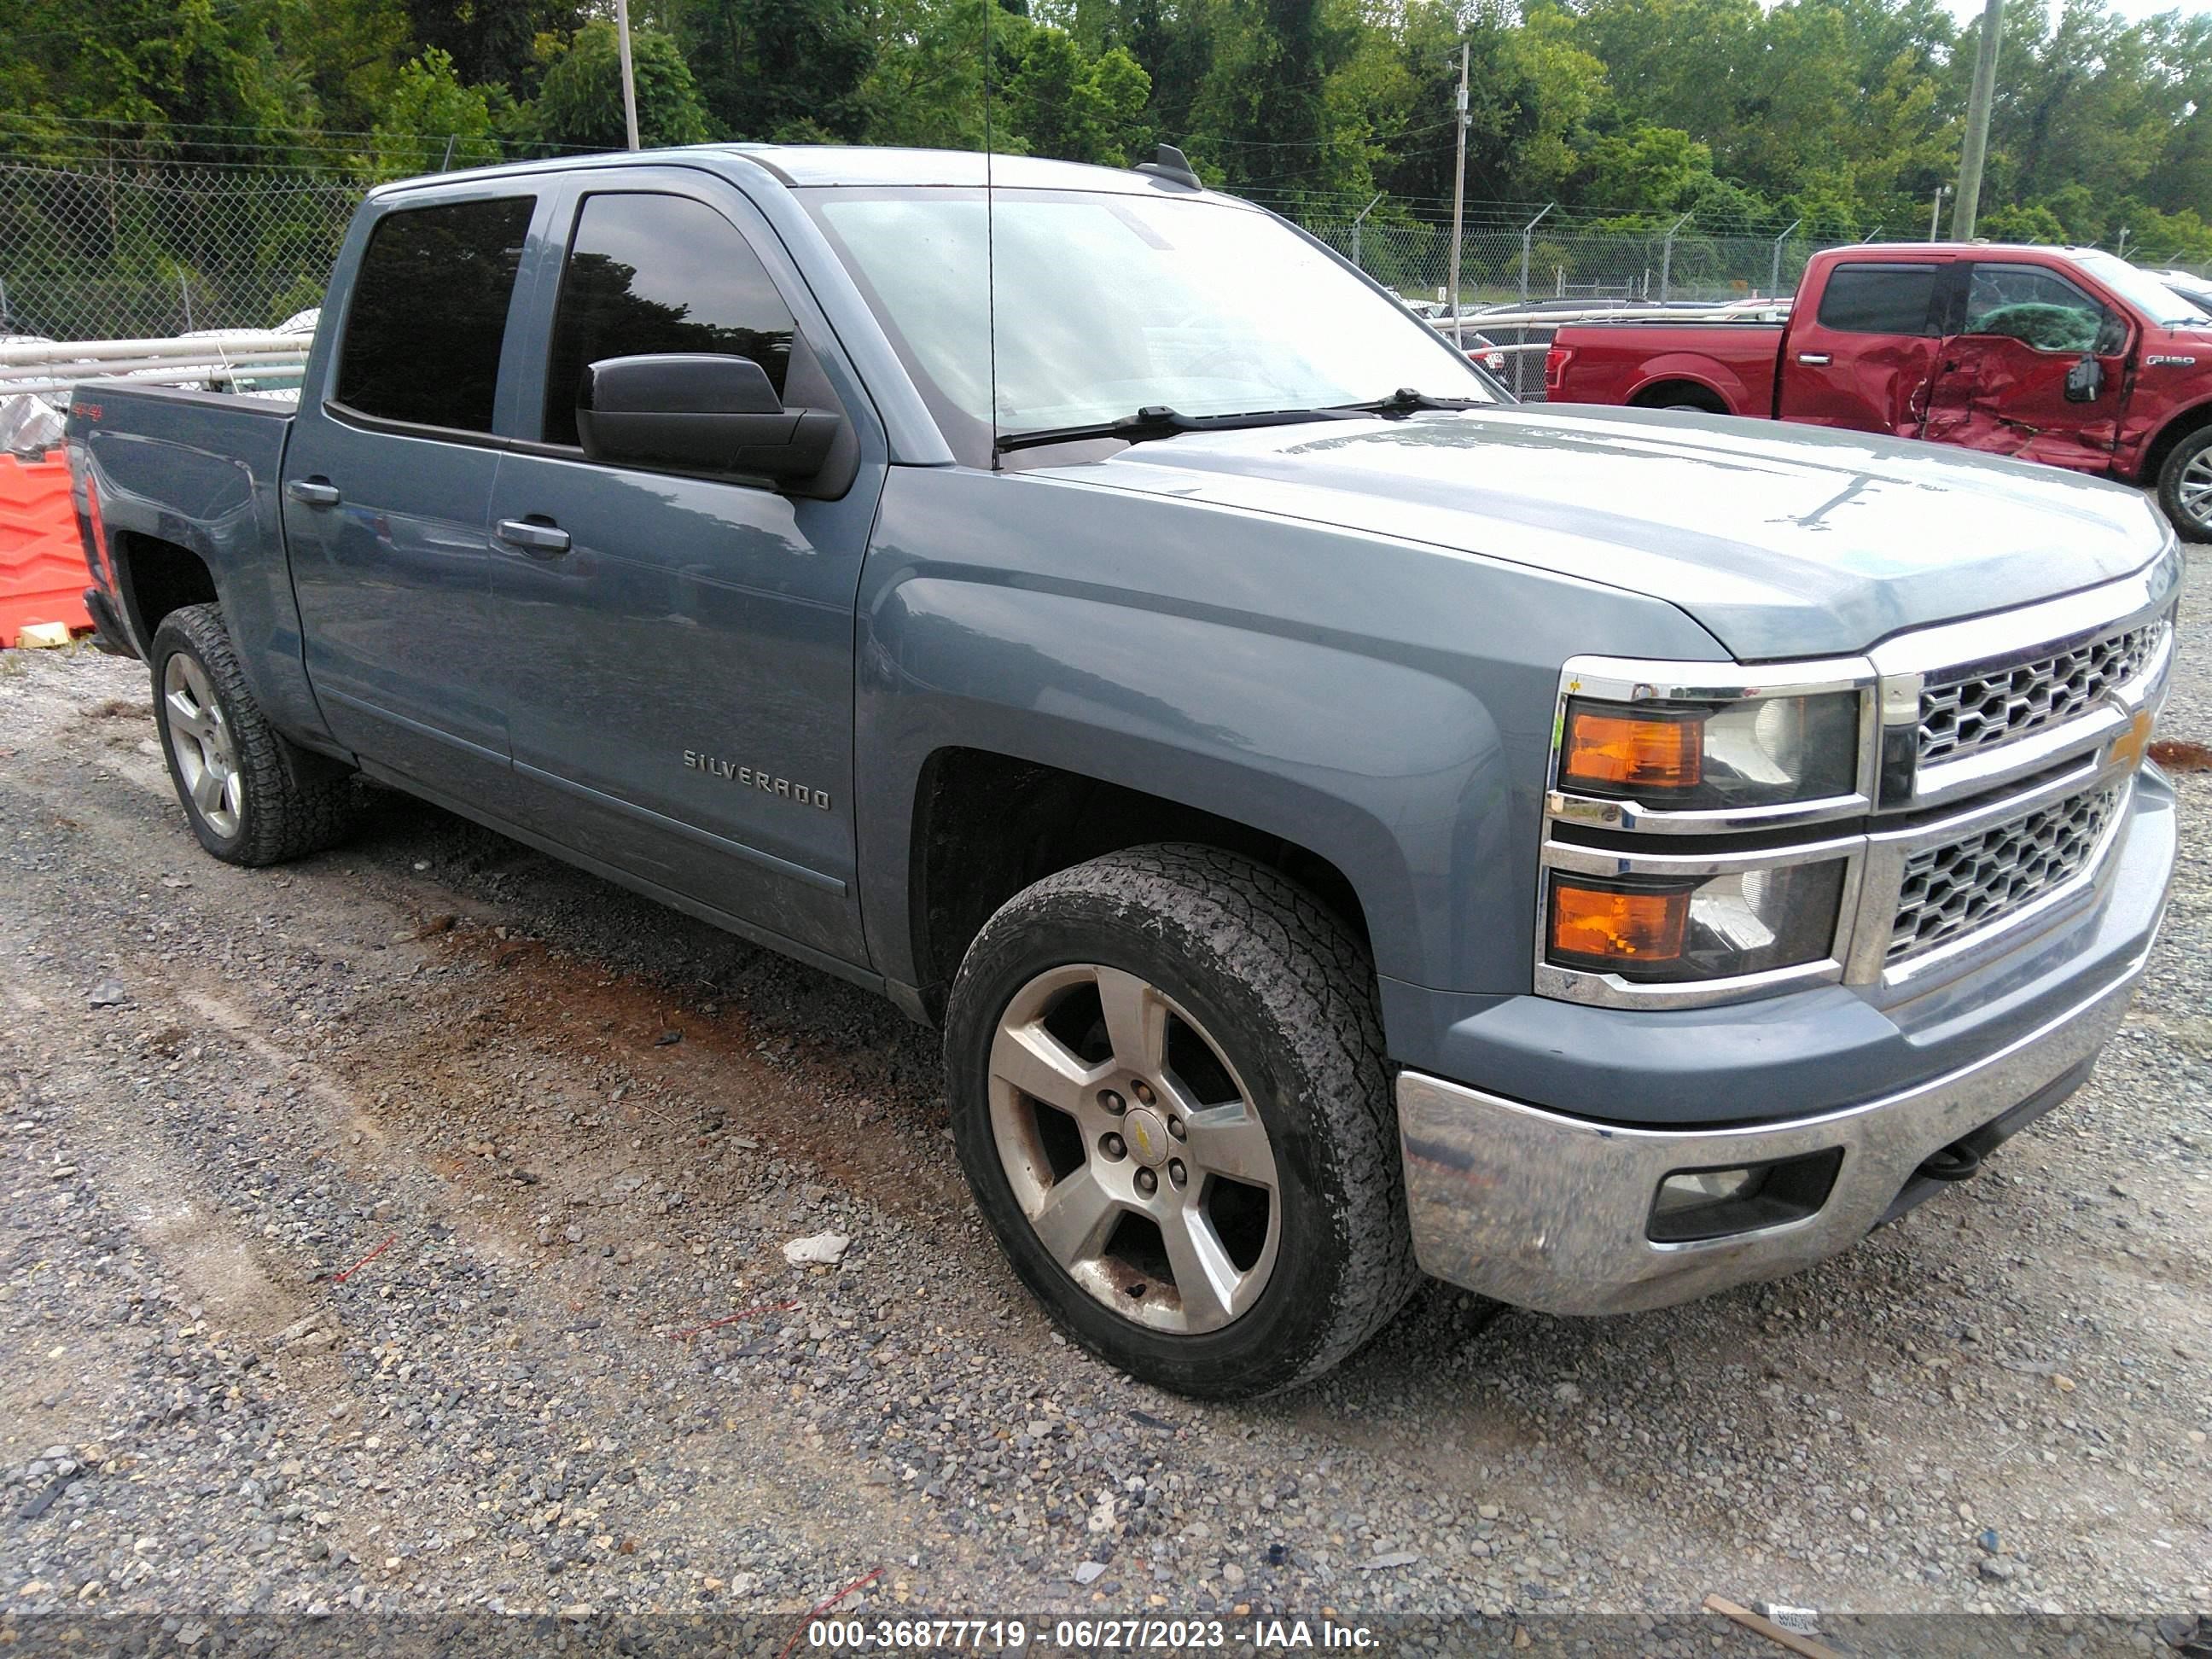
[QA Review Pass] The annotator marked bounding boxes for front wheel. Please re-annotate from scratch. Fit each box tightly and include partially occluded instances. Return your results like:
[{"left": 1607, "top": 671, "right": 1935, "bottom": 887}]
[
  {"left": 944, "top": 845, "right": 1418, "bottom": 1399},
  {"left": 2157, "top": 423, "right": 2212, "bottom": 544}
]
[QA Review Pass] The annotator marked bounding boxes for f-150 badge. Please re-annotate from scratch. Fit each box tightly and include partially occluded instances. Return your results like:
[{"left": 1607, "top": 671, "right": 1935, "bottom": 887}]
[{"left": 684, "top": 751, "right": 831, "bottom": 809}]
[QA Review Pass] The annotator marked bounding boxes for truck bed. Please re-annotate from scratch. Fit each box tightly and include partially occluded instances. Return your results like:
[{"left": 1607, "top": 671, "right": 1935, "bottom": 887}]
[
  {"left": 71, "top": 381, "right": 316, "bottom": 734},
  {"left": 1547, "top": 321, "right": 1784, "bottom": 416}
]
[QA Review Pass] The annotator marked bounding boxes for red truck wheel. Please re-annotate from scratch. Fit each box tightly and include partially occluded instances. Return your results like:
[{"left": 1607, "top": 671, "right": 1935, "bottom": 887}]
[{"left": 2157, "top": 423, "right": 2212, "bottom": 543}]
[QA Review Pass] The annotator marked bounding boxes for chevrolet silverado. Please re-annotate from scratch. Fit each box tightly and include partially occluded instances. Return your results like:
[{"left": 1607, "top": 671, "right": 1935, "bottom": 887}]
[{"left": 67, "top": 148, "right": 2181, "bottom": 1397}]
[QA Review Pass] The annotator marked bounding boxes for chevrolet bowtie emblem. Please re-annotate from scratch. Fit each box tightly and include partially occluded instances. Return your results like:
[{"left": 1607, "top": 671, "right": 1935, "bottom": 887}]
[
  {"left": 1131, "top": 1121, "right": 1154, "bottom": 1157},
  {"left": 2109, "top": 708, "right": 2155, "bottom": 772}
]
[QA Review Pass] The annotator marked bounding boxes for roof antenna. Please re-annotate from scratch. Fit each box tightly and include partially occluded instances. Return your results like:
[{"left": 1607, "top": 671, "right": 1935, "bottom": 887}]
[
  {"left": 1135, "top": 143, "right": 1202, "bottom": 189},
  {"left": 984, "top": 0, "right": 1000, "bottom": 469}
]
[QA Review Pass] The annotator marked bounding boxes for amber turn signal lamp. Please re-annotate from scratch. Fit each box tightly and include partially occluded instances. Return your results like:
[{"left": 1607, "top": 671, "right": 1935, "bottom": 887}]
[
  {"left": 1561, "top": 706, "right": 1703, "bottom": 792},
  {"left": 1550, "top": 882, "right": 1688, "bottom": 965}
]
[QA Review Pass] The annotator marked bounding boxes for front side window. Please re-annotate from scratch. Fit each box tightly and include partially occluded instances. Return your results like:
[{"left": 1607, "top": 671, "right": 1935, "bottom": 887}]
[
  {"left": 804, "top": 187, "right": 1495, "bottom": 463},
  {"left": 1814, "top": 265, "right": 1939, "bottom": 336},
  {"left": 1962, "top": 264, "right": 2119, "bottom": 354},
  {"left": 542, "top": 193, "right": 797, "bottom": 447},
  {"left": 337, "top": 195, "right": 533, "bottom": 433}
]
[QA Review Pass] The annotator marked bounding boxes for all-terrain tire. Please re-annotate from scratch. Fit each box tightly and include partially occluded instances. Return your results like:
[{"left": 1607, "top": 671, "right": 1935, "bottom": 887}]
[
  {"left": 944, "top": 843, "right": 1420, "bottom": 1399},
  {"left": 151, "top": 603, "right": 356, "bottom": 865},
  {"left": 2156, "top": 422, "right": 2212, "bottom": 544}
]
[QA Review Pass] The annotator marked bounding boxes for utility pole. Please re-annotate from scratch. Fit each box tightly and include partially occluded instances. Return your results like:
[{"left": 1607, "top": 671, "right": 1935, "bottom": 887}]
[
  {"left": 1952, "top": 0, "right": 2001, "bottom": 240},
  {"left": 614, "top": 0, "right": 642, "bottom": 150},
  {"left": 1447, "top": 42, "right": 1470, "bottom": 348},
  {"left": 1929, "top": 184, "right": 1948, "bottom": 241}
]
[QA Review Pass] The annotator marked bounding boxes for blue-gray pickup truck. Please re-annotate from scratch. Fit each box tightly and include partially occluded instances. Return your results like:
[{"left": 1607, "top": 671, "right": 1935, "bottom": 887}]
[{"left": 66, "top": 145, "right": 2182, "bottom": 1398}]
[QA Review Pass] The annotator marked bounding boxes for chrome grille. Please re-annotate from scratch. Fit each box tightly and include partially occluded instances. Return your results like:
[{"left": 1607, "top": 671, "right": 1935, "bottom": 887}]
[
  {"left": 1888, "top": 783, "right": 2123, "bottom": 964},
  {"left": 1918, "top": 618, "right": 2165, "bottom": 766}
]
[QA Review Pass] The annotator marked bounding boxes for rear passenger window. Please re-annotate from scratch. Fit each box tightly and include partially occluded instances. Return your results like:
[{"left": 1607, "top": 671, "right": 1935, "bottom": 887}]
[
  {"left": 1815, "top": 265, "right": 1938, "bottom": 336},
  {"left": 337, "top": 196, "right": 534, "bottom": 433},
  {"left": 542, "top": 193, "right": 796, "bottom": 447}
]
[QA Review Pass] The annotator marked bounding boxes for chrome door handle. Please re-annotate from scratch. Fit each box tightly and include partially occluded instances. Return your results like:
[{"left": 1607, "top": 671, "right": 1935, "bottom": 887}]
[
  {"left": 286, "top": 478, "right": 340, "bottom": 508},
  {"left": 1796, "top": 353, "right": 1831, "bottom": 366},
  {"left": 495, "top": 517, "right": 571, "bottom": 556}
]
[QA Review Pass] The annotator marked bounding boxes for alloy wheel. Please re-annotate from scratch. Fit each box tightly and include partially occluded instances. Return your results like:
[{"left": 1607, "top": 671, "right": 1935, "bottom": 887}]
[
  {"left": 163, "top": 652, "right": 243, "bottom": 839},
  {"left": 987, "top": 963, "right": 1281, "bottom": 1334},
  {"left": 2181, "top": 446, "right": 2212, "bottom": 534}
]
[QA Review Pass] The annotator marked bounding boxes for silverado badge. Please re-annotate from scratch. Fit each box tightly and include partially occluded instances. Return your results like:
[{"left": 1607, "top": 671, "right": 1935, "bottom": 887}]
[{"left": 684, "top": 751, "right": 831, "bottom": 810}]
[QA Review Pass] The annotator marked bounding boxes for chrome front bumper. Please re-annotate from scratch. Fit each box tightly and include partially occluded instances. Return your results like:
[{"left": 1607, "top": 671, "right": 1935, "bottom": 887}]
[{"left": 1395, "top": 946, "right": 2151, "bottom": 1315}]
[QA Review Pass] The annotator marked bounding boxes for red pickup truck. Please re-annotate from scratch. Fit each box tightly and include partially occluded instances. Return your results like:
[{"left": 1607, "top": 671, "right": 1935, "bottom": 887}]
[{"left": 1546, "top": 243, "right": 2212, "bottom": 540}]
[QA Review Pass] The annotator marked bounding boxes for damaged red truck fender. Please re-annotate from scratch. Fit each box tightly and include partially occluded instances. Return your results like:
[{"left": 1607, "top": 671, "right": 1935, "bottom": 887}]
[{"left": 1546, "top": 242, "right": 2212, "bottom": 542}]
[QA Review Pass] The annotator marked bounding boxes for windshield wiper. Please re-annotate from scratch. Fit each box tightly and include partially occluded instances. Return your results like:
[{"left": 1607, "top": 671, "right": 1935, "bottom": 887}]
[
  {"left": 1330, "top": 387, "right": 1489, "bottom": 416},
  {"left": 993, "top": 390, "right": 1485, "bottom": 455},
  {"left": 993, "top": 405, "right": 1342, "bottom": 455}
]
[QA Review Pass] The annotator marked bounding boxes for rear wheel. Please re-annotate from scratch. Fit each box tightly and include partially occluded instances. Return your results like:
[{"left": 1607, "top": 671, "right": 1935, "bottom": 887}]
[
  {"left": 2157, "top": 422, "right": 2212, "bottom": 544},
  {"left": 944, "top": 844, "right": 1418, "bottom": 1399},
  {"left": 1633, "top": 382, "right": 1728, "bottom": 416},
  {"left": 151, "top": 603, "right": 356, "bottom": 865}
]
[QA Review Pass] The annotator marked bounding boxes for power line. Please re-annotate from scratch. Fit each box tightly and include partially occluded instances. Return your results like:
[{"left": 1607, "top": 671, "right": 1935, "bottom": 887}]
[{"left": 3, "top": 0, "right": 253, "bottom": 46}]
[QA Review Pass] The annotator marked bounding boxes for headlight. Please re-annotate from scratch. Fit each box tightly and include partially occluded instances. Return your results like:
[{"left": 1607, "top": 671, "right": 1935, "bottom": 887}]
[
  {"left": 1558, "top": 691, "right": 1860, "bottom": 809},
  {"left": 1545, "top": 861, "right": 1848, "bottom": 983}
]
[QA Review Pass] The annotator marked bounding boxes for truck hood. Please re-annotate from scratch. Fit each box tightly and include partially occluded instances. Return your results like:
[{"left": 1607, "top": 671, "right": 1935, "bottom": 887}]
[{"left": 1033, "top": 405, "right": 2172, "bottom": 660}]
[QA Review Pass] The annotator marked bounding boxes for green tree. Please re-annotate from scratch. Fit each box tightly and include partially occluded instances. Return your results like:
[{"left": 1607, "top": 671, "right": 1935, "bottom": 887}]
[
  {"left": 1187, "top": 0, "right": 1361, "bottom": 197},
  {"left": 528, "top": 21, "right": 710, "bottom": 149},
  {"left": 367, "top": 48, "right": 502, "bottom": 176},
  {"left": 400, "top": 0, "right": 583, "bottom": 97},
  {"left": 1580, "top": 123, "right": 1712, "bottom": 212},
  {"left": 1010, "top": 30, "right": 1150, "bottom": 163},
  {"left": 670, "top": 0, "right": 876, "bottom": 141},
  {"left": 853, "top": 0, "right": 992, "bottom": 149},
  {"left": 1977, "top": 201, "right": 2066, "bottom": 242}
]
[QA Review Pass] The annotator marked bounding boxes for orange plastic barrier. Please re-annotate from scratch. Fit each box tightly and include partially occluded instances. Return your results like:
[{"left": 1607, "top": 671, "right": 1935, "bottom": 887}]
[{"left": 0, "top": 449, "right": 93, "bottom": 648}]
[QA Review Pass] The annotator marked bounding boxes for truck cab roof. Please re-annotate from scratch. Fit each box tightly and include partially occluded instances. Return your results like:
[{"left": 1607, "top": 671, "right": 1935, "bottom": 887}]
[
  {"left": 368, "top": 143, "right": 1230, "bottom": 201},
  {"left": 1825, "top": 242, "right": 2107, "bottom": 262}
]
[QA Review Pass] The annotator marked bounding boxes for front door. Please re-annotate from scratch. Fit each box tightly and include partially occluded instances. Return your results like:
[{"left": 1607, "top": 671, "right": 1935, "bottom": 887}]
[
  {"left": 1920, "top": 260, "right": 2131, "bottom": 473},
  {"left": 1776, "top": 259, "right": 1946, "bottom": 435},
  {"left": 285, "top": 189, "right": 545, "bottom": 798},
  {"left": 484, "top": 177, "right": 886, "bottom": 964}
]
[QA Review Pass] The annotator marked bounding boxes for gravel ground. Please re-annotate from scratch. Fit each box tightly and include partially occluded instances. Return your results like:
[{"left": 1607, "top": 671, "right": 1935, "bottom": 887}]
[{"left": 0, "top": 555, "right": 2207, "bottom": 1646}]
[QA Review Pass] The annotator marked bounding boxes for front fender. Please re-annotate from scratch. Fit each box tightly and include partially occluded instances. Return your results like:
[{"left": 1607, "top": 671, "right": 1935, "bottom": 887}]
[{"left": 853, "top": 465, "right": 1727, "bottom": 999}]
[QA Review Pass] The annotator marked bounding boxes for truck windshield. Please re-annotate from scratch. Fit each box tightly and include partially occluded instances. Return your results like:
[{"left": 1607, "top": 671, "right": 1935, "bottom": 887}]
[
  {"left": 2080, "top": 251, "right": 2212, "bottom": 328},
  {"left": 804, "top": 186, "right": 1495, "bottom": 463}
]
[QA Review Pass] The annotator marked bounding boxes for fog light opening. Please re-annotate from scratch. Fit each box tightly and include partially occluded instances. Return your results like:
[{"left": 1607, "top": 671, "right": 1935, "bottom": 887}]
[{"left": 1646, "top": 1148, "right": 1844, "bottom": 1244}]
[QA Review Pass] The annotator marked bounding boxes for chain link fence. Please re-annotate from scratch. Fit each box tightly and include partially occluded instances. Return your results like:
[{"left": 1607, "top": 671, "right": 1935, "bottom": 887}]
[
  {"left": 1295, "top": 214, "right": 1859, "bottom": 400},
  {"left": 0, "top": 163, "right": 362, "bottom": 341},
  {"left": 1302, "top": 217, "right": 1839, "bottom": 306},
  {"left": 4, "top": 157, "right": 2205, "bottom": 406}
]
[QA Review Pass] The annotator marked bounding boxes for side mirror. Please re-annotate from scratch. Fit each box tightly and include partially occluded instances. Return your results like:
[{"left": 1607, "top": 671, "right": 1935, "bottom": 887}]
[
  {"left": 2064, "top": 353, "right": 2104, "bottom": 404},
  {"left": 576, "top": 353, "right": 841, "bottom": 481}
]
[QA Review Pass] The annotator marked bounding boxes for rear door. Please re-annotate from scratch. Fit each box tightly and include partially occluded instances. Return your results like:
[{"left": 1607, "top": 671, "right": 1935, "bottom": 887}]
[
  {"left": 481, "top": 170, "right": 887, "bottom": 963},
  {"left": 1775, "top": 260, "right": 1945, "bottom": 435},
  {"left": 284, "top": 187, "right": 547, "bottom": 797},
  {"left": 1919, "top": 260, "right": 2130, "bottom": 473}
]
